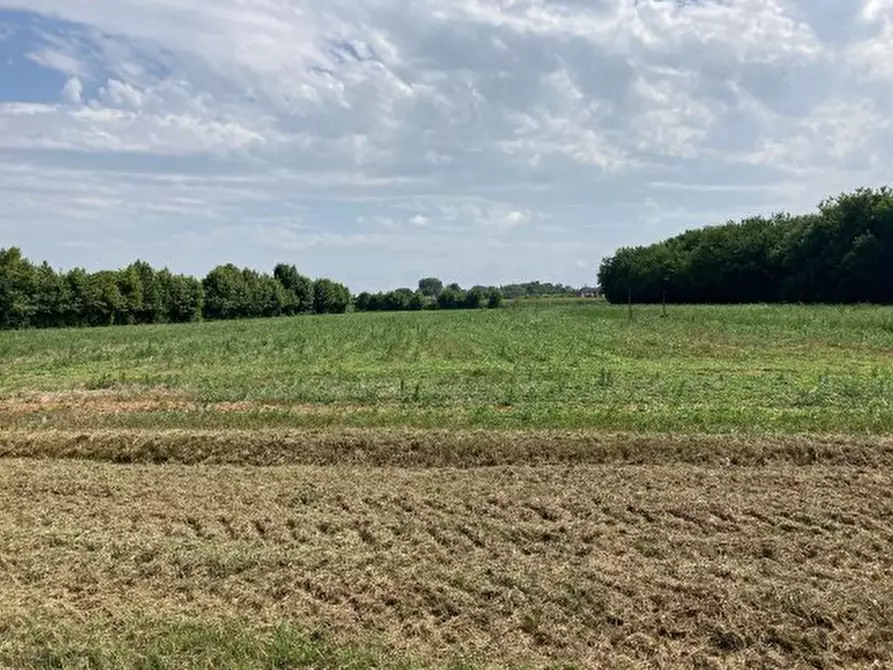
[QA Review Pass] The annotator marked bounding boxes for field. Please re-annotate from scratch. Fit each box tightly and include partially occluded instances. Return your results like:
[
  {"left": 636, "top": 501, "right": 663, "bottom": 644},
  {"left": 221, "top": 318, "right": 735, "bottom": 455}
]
[{"left": 2, "top": 301, "right": 893, "bottom": 668}]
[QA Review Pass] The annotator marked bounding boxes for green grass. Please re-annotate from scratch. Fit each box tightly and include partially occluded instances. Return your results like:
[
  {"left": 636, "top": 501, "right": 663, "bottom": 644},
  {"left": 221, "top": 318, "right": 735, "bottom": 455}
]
[
  {"left": 1, "top": 301, "right": 892, "bottom": 434},
  {"left": 0, "top": 616, "right": 490, "bottom": 670}
]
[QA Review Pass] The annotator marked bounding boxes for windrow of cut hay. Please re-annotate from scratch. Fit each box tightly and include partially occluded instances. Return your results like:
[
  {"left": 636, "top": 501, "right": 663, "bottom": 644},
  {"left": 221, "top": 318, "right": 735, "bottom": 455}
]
[{"left": 2, "top": 428, "right": 893, "bottom": 467}]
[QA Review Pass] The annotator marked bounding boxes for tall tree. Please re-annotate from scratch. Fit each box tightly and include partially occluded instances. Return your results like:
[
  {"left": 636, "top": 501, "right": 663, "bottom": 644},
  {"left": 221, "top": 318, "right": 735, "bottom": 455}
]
[
  {"left": 115, "top": 265, "right": 144, "bottom": 325},
  {"left": 130, "top": 261, "right": 166, "bottom": 324},
  {"left": 32, "top": 262, "right": 68, "bottom": 328},
  {"left": 162, "top": 271, "right": 204, "bottom": 323},
  {"left": 273, "top": 263, "right": 314, "bottom": 314},
  {"left": 87, "top": 271, "right": 124, "bottom": 326},
  {"left": 418, "top": 277, "right": 443, "bottom": 297},
  {"left": 0, "top": 247, "right": 37, "bottom": 328},
  {"left": 202, "top": 264, "right": 250, "bottom": 320}
]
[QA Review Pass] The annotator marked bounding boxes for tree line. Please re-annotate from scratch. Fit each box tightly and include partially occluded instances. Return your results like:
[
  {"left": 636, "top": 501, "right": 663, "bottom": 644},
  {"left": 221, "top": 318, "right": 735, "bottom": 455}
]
[
  {"left": 354, "top": 277, "right": 503, "bottom": 312},
  {"left": 597, "top": 187, "right": 893, "bottom": 304},
  {"left": 0, "top": 250, "right": 352, "bottom": 329},
  {"left": 499, "top": 281, "right": 594, "bottom": 299},
  {"left": 0, "top": 253, "right": 525, "bottom": 330}
]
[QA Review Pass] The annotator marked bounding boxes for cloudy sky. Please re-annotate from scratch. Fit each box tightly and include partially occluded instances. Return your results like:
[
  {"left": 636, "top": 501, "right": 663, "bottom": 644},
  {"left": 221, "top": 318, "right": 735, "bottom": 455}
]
[{"left": 0, "top": 0, "right": 891, "bottom": 290}]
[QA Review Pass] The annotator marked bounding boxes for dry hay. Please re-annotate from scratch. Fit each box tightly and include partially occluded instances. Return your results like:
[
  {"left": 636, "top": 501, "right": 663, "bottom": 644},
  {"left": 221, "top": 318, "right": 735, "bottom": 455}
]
[{"left": 1, "top": 457, "right": 892, "bottom": 668}]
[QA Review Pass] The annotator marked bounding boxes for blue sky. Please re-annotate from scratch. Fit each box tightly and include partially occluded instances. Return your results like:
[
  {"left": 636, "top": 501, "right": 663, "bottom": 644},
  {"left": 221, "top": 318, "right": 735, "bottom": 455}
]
[{"left": 0, "top": 0, "right": 891, "bottom": 291}]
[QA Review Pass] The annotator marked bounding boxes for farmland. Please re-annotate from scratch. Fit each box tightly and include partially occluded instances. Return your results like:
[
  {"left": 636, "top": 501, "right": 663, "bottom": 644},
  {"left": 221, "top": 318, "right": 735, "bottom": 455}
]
[
  {"left": 1, "top": 302, "right": 892, "bottom": 436},
  {"left": 2, "top": 301, "right": 893, "bottom": 668}
]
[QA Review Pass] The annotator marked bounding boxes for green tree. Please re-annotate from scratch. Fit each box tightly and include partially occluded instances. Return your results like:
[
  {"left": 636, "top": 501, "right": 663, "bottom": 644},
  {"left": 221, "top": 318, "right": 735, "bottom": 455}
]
[
  {"left": 598, "top": 187, "right": 893, "bottom": 305},
  {"left": 409, "top": 291, "right": 426, "bottom": 311},
  {"left": 203, "top": 264, "right": 250, "bottom": 320},
  {"left": 465, "top": 286, "right": 486, "bottom": 309},
  {"left": 162, "top": 271, "right": 204, "bottom": 323},
  {"left": 437, "top": 285, "right": 467, "bottom": 310},
  {"left": 0, "top": 247, "right": 37, "bottom": 328},
  {"left": 354, "top": 292, "right": 374, "bottom": 312},
  {"left": 487, "top": 288, "right": 503, "bottom": 309},
  {"left": 64, "top": 268, "right": 91, "bottom": 327},
  {"left": 418, "top": 277, "right": 443, "bottom": 298},
  {"left": 273, "top": 263, "right": 314, "bottom": 314},
  {"left": 312, "top": 279, "right": 350, "bottom": 314},
  {"left": 130, "top": 261, "right": 166, "bottom": 324},
  {"left": 32, "top": 262, "right": 68, "bottom": 328},
  {"left": 87, "top": 271, "right": 124, "bottom": 326},
  {"left": 384, "top": 288, "right": 415, "bottom": 311},
  {"left": 115, "top": 265, "right": 144, "bottom": 325}
]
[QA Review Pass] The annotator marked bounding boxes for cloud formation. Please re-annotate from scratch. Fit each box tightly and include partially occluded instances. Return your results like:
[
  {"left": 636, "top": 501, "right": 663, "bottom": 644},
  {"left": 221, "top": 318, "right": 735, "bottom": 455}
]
[{"left": 0, "top": 0, "right": 890, "bottom": 289}]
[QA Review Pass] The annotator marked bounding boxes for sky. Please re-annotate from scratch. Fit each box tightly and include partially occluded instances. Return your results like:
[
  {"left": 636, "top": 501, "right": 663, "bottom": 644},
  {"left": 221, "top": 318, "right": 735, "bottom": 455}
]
[{"left": 0, "top": 0, "right": 891, "bottom": 291}]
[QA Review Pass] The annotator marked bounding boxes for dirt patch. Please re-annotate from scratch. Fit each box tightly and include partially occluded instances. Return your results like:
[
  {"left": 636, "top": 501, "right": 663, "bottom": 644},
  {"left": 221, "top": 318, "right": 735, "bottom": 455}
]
[
  {"left": 0, "top": 389, "right": 370, "bottom": 419},
  {"left": 211, "top": 400, "right": 364, "bottom": 414},
  {"left": 0, "top": 388, "right": 194, "bottom": 416}
]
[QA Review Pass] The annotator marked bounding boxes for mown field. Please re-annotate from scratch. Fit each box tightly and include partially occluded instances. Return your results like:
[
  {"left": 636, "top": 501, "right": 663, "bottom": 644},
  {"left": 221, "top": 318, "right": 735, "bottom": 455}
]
[{"left": 2, "top": 301, "right": 893, "bottom": 669}]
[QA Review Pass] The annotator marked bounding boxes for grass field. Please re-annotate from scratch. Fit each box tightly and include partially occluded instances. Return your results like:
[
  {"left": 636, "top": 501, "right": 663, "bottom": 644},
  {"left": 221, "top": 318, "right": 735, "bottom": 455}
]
[
  {"left": 2, "top": 301, "right": 893, "bottom": 668},
  {"left": 1, "top": 302, "right": 892, "bottom": 435}
]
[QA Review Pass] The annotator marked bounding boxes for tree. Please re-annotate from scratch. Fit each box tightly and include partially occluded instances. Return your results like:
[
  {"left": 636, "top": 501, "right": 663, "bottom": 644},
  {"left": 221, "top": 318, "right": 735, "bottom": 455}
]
[
  {"left": 0, "top": 247, "right": 37, "bottom": 328},
  {"left": 32, "top": 262, "right": 68, "bottom": 328},
  {"left": 312, "top": 278, "right": 350, "bottom": 314},
  {"left": 202, "top": 264, "right": 250, "bottom": 320},
  {"left": 354, "top": 292, "right": 374, "bottom": 312},
  {"left": 238, "top": 268, "right": 288, "bottom": 319},
  {"left": 498, "top": 281, "right": 578, "bottom": 298},
  {"left": 409, "top": 291, "right": 426, "bottom": 311},
  {"left": 64, "top": 268, "right": 91, "bottom": 327},
  {"left": 437, "top": 285, "right": 467, "bottom": 310},
  {"left": 487, "top": 288, "right": 503, "bottom": 309},
  {"left": 162, "top": 271, "right": 204, "bottom": 323},
  {"left": 384, "top": 288, "right": 415, "bottom": 311},
  {"left": 597, "top": 187, "right": 893, "bottom": 305},
  {"left": 273, "top": 263, "right": 314, "bottom": 314},
  {"left": 130, "top": 261, "right": 166, "bottom": 324},
  {"left": 86, "top": 271, "right": 124, "bottom": 326},
  {"left": 465, "top": 286, "right": 486, "bottom": 309},
  {"left": 115, "top": 265, "right": 144, "bottom": 325},
  {"left": 418, "top": 277, "right": 443, "bottom": 297}
]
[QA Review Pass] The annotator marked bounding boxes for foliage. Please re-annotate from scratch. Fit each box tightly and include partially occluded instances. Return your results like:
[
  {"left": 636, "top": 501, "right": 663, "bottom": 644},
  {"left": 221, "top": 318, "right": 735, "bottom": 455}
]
[
  {"left": 0, "top": 252, "right": 354, "bottom": 329},
  {"left": 487, "top": 288, "right": 503, "bottom": 309},
  {"left": 273, "top": 264, "right": 314, "bottom": 315},
  {"left": 353, "top": 282, "right": 502, "bottom": 313},
  {"left": 499, "top": 280, "right": 581, "bottom": 299},
  {"left": 417, "top": 277, "right": 443, "bottom": 297},
  {"left": 0, "top": 247, "right": 37, "bottom": 329},
  {"left": 598, "top": 187, "right": 893, "bottom": 304},
  {"left": 0, "top": 247, "right": 592, "bottom": 329},
  {"left": 312, "top": 278, "right": 351, "bottom": 315}
]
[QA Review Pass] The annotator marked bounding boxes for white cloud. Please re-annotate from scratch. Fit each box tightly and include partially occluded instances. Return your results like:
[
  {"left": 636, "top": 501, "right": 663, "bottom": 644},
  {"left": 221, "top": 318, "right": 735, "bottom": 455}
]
[
  {"left": 499, "top": 210, "right": 533, "bottom": 230},
  {"left": 0, "top": 0, "right": 890, "bottom": 289},
  {"left": 26, "top": 48, "right": 86, "bottom": 76},
  {"left": 61, "top": 76, "right": 83, "bottom": 104}
]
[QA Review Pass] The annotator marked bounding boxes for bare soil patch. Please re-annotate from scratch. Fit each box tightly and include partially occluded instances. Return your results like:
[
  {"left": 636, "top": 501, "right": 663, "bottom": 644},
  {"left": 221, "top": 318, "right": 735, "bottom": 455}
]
[
  {"left": 0, "top": 388, "right": 193, "bottom": 416},
  {"left": 0, "top": 388, "right": 370, "bottom": 421}
]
